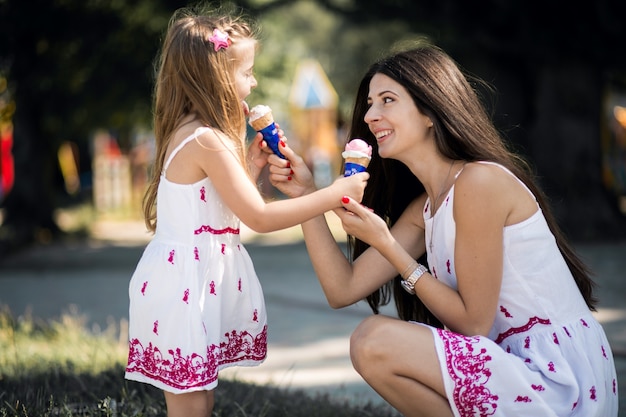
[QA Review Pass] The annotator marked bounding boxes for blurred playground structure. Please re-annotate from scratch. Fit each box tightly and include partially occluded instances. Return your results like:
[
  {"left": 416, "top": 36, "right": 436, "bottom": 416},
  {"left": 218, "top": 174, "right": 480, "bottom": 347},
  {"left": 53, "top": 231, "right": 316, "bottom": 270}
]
[
  {"left": 289, "top": 59, "right": 341, "bottom": 189},
  {"left": 48, "top": 63, "right": 626, "bottom": 220},
  {"left": 0, "top": 76, "right": 14, "bottom": 204}
]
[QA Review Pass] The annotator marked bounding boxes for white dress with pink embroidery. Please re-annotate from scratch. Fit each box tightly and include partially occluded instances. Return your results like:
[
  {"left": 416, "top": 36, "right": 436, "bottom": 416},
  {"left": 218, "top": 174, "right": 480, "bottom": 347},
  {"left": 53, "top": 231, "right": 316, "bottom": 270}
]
[
  {"left": 125, "top": 127, "right": 267, "bottom": 393},
  {"left": 422, "top": 162, "right": 618, "bottom": 417}
]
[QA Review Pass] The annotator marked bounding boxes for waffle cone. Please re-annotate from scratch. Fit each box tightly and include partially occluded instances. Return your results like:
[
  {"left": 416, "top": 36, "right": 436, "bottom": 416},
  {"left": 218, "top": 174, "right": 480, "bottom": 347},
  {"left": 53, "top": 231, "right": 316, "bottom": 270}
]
[
  {"left": 250, "top": 112, "right": 274, "bottom": 131},
  {"left": 344, "top": 156, "right": 371, "bottom": 168}
]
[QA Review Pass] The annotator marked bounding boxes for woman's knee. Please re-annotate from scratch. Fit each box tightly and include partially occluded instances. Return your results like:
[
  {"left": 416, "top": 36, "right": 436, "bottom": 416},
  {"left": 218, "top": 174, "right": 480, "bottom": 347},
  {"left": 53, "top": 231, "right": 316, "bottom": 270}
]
[{"left": 350, "top": 315, "right": 394, "bottom": 373}]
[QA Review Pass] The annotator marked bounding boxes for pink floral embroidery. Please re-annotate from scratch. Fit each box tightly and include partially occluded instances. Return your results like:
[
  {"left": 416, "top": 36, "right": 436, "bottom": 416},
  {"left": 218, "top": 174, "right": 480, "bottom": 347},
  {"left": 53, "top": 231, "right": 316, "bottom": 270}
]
[
  {"left": 614, "top": 379, "right": 617, "bottom": 394},
  {"left": 589, "top": 386, "right": 596, "bottom": 401},
  {"left": 494, "top": 317, "right": 551, "bottom": 344},
  {"left": 221, "top": 244, "right": 226, "bottom": 254},
  {"left": 194, "top": 247, "right": 199, "bottom": 260},
  {"left": 424, "top": 202, "right": 429, "bottom": 213},
  {"left": 552, "top": 333, "right": 559, "bottom": 344},
  {"left": 547, "top": 361, "right": 555, "bottom": 372},
  {"left": 220, "top": 326, "right": 268, "bottom": 366},
  {"left": 514, "top": 396, "right": 531, "bottom": 403},
  {"left": 194, "top": 225, "right": 240, "bottom": 235},
  {"left": 182, "top": 289, "right": 189, "bottom": 304},
  {"left": 432, "top": 266, "right": 438, "bottom": 279},
  {"left": 126, "top": 326, "right": 267, "bottom": 390},
  {"left": 446, "top": 259, "right": 451, "bottom": 274},
  {"left": 168, "top": 250, "right": 175, "bottom": 264},
  {"left": 580, "top": 318, "right": 589, "bottom": 328},
  {"left": 499, "top": 306, "right": 513, "bottom": 318},
  {"left": 524, "top": 336, "right": 530, "bottom": 349},
  {"left": 209, "top": 281, "right": 216, "bottom": 295},
  {"left": 200, "top": 186, "right": 206, "bottom": 202},
  {"left": 253, "top": 309, "right": 258, "bottom": 322},
  {"left": 238, "top": 278, "right": 242, "bottom": 292},
  {"left": 601, "top": 345, "right": 607, "bottom": 359},
  {"left": 572, "top": 401, "right": 578, "bottom": 410},
  {"left": 563, "top": 326, "right": 571, "bottom": 337},
  {"left": 153, "top": 320, "right": 159, "bottom": 335},
  {"left": 437, "top": 329, "right": 499, "bottom": 416},
  {"left": 141, "top": 281, "right": 148, "bottom": 295},
  {"left": 531, "top": 384, "right": 544, "bottom": 392}
]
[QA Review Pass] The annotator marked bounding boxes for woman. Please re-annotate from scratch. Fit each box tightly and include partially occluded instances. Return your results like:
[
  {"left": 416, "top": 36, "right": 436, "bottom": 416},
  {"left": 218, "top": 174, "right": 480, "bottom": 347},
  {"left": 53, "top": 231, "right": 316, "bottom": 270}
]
[{"left": 269, "top": 44, "right": 618, "bottom": 417}]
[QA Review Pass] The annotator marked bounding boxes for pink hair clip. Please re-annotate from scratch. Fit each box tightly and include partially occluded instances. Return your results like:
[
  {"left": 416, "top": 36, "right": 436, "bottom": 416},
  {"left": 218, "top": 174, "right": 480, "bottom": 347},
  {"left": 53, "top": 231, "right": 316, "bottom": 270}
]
[{"left": 209, "top": 28, "right": 230, "bottom": 51}]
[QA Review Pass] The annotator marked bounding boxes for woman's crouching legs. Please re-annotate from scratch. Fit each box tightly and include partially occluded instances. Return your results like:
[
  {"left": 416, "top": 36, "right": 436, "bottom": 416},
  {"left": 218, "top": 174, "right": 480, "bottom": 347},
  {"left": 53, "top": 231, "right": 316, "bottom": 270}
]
[{"left": 350, "top": 315, "right": 453, "bottom": 417}]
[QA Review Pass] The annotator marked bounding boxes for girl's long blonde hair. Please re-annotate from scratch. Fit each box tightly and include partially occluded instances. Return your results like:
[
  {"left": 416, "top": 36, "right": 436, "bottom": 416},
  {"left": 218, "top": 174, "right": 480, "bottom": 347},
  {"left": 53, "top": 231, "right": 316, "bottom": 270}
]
[{"left": 143, "top": 5, "right": 258, "bottom": 232}]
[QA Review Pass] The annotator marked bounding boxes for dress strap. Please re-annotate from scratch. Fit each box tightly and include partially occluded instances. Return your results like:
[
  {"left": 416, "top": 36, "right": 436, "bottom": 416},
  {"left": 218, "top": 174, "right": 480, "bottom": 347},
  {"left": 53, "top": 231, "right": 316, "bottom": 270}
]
[{"left": 162, "top": 127, "right": 213, "bottom": 174}]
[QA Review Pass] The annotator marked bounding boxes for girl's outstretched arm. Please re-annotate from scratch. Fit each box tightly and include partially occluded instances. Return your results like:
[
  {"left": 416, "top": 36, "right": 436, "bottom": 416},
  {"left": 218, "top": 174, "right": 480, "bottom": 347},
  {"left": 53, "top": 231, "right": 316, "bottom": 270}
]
[{"left": 192, "top": 127, "right": 368, "bottom": 233}]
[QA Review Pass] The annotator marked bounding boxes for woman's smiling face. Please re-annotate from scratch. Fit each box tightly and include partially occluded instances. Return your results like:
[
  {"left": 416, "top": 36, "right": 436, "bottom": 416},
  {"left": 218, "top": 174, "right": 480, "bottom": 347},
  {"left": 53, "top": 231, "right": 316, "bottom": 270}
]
[{"left": 364, "top": 73, "right": 433, "bottom": 160}]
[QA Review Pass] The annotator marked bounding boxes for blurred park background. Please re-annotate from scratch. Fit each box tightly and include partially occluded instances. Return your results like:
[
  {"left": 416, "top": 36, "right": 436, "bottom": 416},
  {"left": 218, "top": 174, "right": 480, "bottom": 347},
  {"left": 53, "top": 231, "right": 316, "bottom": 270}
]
[
  {"left": 1, "top": 0, "right": 626, "bottom": 252},
  {"left": 1, "top": 1, "right": 626, "bottom": 415}
]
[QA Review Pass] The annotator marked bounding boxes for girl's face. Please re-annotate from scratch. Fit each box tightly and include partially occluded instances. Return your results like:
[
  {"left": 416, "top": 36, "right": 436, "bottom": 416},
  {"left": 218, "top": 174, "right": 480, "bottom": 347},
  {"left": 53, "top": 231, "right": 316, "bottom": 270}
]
[
  {"left": 364, "top": 73, "right": 433, "bottom": 159},
  {"left": 232, "top": 39, "right": 258, "bottom": 101}
]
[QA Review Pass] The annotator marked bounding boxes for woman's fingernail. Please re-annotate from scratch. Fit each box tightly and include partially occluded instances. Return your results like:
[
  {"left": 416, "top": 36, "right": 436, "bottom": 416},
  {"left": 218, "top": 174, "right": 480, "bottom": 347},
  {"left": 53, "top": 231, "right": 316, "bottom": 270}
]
[
  {"left": 259, "top": 141, "right": 263, "bottom": 148},
  {"left": 341, "top": 196, "right": 350, "bottom": 204},
  {"left": 286, "top": 162, "right": 291, "bottom": 168},
  {"left": 287, "top": 176, "right": 292, "bottom": 181},
  {"left": 290, "top": 169, "right": 294, "bottom": 175},
  {"left": 280, "top": 140, "right": 286, "bottom": 147}
]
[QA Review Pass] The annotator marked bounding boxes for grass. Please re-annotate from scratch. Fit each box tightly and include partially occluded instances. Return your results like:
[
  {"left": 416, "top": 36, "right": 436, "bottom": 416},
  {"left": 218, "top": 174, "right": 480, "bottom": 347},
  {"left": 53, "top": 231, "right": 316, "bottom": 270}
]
[{"left": 0, "top": 307, "right": 399, "bottom": 417}]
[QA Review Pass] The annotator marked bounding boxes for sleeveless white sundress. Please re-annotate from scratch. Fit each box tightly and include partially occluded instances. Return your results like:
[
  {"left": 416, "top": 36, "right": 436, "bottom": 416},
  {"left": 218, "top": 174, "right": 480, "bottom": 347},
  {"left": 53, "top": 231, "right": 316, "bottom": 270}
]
[
  {"left": 125, "top": 127, "right": 267, "bottom": 393},
  {"left": 421, "top": 162, "right": 618, "bottom": 416}
]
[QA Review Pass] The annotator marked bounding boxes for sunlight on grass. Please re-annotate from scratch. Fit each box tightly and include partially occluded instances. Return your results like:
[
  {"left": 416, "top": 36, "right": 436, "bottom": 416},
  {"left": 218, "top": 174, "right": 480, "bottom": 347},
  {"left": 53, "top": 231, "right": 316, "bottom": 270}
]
[
  {"left": 0, "top": 305, "right": 127, "bottom": 377},
  {"left": 0, "top": 305, "right": 398, "bottom": 416}
]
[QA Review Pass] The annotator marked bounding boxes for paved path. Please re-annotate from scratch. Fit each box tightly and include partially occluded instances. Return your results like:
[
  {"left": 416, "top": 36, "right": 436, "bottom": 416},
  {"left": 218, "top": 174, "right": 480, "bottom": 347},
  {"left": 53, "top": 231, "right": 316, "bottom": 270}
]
[{"left": 0, "top": 217, "right": 624, "bottom": 414}]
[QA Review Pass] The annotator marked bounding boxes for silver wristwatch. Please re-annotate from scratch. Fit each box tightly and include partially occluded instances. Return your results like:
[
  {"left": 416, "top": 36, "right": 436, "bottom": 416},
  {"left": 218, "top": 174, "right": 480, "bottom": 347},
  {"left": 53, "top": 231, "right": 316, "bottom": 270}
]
[{"left": 400, "top": 264, "right": 428, "bottom": 294}]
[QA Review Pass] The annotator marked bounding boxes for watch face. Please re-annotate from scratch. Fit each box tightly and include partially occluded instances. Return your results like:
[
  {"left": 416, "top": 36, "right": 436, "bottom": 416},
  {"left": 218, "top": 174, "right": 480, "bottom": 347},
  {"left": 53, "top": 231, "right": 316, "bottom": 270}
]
[{"left": 401, "top": 279, "right": 416, "bottom": 295}]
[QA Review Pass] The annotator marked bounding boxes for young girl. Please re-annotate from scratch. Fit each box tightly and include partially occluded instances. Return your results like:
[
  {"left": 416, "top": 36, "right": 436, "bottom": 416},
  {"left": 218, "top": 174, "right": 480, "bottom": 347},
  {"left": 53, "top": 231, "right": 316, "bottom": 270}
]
[
  {"left": 123, "top": 6, "right": 368, "bottom": 416},
  {"left": 269, "top": 44, "right": 618, "bottom": 416}
]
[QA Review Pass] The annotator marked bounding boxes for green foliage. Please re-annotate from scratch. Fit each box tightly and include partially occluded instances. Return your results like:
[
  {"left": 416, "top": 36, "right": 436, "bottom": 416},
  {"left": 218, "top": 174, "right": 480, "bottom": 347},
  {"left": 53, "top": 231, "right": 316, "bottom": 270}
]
[
  {"left": 0, "top": 308, "right": 399, "bottom": 416},
  {"left": 248, "top": 0, "right": 427, "bottom": 121}
]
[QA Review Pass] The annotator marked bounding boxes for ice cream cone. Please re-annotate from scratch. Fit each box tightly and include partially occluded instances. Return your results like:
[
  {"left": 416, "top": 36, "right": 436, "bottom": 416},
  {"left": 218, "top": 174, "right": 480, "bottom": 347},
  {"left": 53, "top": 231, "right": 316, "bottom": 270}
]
[
  {"left": 342, "top": 139, "right": 372, "bottom": 176},
  {"left": 249, "top": 112, "right": 274, "bottom": 131},
  {"left": 248, "top": 105, "right": 285, "bottom": 159}
]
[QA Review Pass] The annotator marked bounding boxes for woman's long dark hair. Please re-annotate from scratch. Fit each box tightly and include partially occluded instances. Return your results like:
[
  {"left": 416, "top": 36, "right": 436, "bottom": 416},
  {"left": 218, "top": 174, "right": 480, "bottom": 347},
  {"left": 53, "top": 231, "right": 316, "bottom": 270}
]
[{"left": 344, "top": 44, "right": 596, "bottom": 324}]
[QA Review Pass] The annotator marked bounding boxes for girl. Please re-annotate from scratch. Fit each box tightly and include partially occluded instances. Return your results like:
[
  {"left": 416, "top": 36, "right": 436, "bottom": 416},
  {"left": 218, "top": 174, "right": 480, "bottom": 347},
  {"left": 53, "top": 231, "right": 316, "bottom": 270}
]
[
  {"left": 124, "top": 6, "right": 368, "bottom": 417},
  {"left": 269, "top": 44, "right": 618, "bottom": 416}
]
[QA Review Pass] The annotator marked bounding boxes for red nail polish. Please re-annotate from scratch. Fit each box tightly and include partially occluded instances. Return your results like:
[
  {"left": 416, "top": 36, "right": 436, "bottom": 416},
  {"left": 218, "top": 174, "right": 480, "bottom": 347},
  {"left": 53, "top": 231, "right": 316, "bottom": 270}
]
[
  {"left": 286, "top": 162, "right": 291, "bottom": 168},
  {"left": 341, "top": 196, "right": 350, "bottom": 204},
  {"left": 288, "top": 176, "right": 292, "bottom": 181},
  {"left": 290, "top": 169, "right": 294, "bottom": 175},
  {"left": 280, "top": 140, "right": 286, "bottom": 147}
]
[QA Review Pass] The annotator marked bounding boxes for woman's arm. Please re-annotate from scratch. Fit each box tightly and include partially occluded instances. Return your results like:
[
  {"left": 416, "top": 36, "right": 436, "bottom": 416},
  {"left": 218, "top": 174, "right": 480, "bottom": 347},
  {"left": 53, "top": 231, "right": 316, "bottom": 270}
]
[
  {"left": 338, "top": 163, "right": 511, "bottom": 336},
  {"left": 303, "top": 197, "right": 428, "bottom": 308}
]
